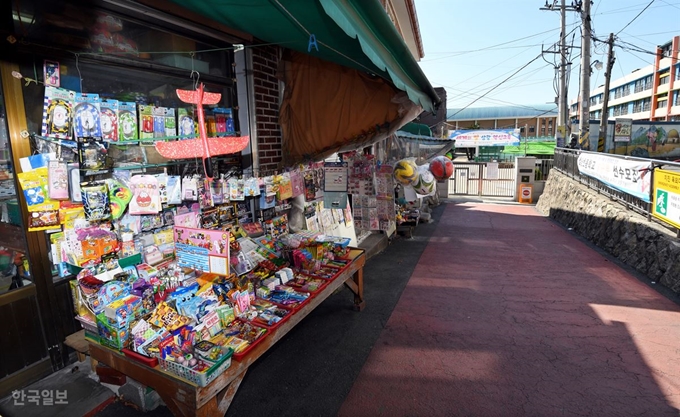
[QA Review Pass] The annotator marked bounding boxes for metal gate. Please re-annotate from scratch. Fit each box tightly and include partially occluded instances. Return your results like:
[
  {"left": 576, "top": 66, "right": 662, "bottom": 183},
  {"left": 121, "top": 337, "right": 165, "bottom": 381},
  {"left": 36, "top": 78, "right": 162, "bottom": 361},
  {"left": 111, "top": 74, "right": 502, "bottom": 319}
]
[{"left": 448, "top": 162, "right": 516, "bottom": 197}]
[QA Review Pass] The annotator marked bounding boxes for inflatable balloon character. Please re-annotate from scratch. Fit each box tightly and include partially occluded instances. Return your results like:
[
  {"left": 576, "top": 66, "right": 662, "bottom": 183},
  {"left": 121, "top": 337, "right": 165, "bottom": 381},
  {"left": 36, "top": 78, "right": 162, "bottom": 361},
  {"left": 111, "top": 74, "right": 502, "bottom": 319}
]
[{"left": 429, "top": 155, "right": 454, "bottom": 181}]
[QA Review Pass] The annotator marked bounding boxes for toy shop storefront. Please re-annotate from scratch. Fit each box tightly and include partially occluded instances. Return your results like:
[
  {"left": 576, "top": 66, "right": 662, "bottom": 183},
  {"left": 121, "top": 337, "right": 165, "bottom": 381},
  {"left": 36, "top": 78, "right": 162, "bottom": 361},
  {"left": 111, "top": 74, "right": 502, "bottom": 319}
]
[
  {"left": 0, "top": 0, "right": 254, "bottom": 397},
  {"left": 0, "top": 0, "right": 441, "bottom": 406}
]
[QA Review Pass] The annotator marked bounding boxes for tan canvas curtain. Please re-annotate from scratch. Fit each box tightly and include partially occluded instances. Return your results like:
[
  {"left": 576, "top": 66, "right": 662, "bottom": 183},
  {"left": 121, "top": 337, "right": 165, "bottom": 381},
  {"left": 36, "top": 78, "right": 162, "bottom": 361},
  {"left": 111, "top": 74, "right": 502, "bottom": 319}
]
[{"left": 278, "top": 50, "right": 420, "bottom": 165}]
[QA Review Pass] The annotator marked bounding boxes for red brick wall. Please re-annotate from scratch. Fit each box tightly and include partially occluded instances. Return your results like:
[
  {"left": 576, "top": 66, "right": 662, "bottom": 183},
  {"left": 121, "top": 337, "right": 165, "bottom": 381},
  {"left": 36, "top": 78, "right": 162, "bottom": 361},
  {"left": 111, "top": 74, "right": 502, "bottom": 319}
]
[{"left": 252, "top": 46, "right": 282, "bottom": 171}]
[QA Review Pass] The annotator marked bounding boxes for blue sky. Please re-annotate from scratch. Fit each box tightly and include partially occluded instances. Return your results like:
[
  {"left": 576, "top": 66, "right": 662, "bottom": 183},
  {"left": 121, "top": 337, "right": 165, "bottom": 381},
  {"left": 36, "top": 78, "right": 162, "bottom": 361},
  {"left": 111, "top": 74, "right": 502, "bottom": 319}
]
[{"left": 416, "top": 0, "right": 680, "bottom": 110}]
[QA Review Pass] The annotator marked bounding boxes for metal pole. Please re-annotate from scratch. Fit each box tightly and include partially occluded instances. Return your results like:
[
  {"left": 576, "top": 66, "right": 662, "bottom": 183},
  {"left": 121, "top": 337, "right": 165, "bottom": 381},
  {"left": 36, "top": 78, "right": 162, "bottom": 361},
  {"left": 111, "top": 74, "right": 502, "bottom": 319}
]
[
  {"left": 578, "top": 0, "right": 591, "bottom": 141},
  {"left": 598, "top": 33, "right": 616, "bottom": 153}
]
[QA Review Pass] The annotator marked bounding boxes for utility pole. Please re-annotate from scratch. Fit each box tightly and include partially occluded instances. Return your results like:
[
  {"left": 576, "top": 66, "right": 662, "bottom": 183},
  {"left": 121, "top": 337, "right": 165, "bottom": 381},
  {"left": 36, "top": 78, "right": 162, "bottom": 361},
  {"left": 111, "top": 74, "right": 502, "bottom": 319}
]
[
  {"left": 540, "top": 0, "right": 579, "bottom": 147},
  {"left": 598, "top": 33, "right": 615, "bottom": 153},
  {"left": 578, "top": 0, "right": 591, "bottom": 145},
  {"left": 558, "top": 0, "right": 568, "bottom": 146}
]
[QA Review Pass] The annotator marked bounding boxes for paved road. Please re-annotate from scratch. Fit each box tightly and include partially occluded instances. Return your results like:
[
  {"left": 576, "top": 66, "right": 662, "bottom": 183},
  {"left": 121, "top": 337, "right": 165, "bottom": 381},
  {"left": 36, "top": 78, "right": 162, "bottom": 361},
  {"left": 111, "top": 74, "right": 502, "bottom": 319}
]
[{"left": 340, "top": 202, "right": 680, "bottom": 417}]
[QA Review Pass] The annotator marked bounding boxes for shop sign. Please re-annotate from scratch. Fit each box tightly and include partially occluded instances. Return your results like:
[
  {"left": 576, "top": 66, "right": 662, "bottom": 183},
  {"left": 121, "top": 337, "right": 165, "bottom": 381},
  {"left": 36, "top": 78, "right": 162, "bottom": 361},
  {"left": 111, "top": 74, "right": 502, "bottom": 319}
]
[
  {"left": 652, "top": 169, "right": 680, "bottom": 229},
  {"left": 577, "top": 153, "right": 651, "bottom": 202}
]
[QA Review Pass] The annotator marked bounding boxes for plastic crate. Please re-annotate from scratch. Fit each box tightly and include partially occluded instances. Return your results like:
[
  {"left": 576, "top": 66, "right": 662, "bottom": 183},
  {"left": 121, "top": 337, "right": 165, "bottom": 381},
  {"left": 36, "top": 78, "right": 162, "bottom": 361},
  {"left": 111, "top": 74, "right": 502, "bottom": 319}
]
[{"left": 159, "top": 347, "right": 233, "bottom": 387}]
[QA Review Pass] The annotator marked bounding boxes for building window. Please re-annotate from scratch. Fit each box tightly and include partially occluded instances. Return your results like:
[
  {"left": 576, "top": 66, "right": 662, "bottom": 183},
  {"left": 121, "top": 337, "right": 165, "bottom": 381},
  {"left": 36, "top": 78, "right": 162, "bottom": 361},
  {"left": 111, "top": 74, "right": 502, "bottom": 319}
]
[
  {"left": 657, "top": 99, "right": 668, "bottom": 109},
  {"left": 520, "top": 127, "right": 525, "bottom": 133},
  {"left": 548, "top": 119, "right": 553, "bottom": 126},
  {"left": 643, "top": 98, "right": 651, "bottom": 112},
  {"left": 623, "top": 85, "right": 630, "bottom": 96},
  {"left": 548, "top": 127, "right": 553, "bottom": 134},
  {"left": 620, "top": 105, "right": 629, "bottom": 115},
  {"left": 634, "top": 79, "right": 644, "bottom": 93},
  {"left": 613, "top": 106, "right": 621, "bottom": 116},
  {"left": 674, "top": 91, "right": 680, "bottom": 106},
  {"left": 614, "top": 87, "right": 622, "bottom": 99},
  {"left": 634, "top": 75, "right": 654, "bottom": 93}
]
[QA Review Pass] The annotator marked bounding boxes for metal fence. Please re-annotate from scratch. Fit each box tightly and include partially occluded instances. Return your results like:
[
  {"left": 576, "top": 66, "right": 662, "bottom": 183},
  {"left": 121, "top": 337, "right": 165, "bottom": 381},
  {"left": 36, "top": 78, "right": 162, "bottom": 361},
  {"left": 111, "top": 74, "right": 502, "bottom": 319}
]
[
  {"left": 534, "top": 159, "right": 553, "bottom": 181},
  {"left": 552, "top": 148, "right": 653, "bottom": 218},
  {"left": 448, "top": 162, "right": 516, "bottom": 197}
]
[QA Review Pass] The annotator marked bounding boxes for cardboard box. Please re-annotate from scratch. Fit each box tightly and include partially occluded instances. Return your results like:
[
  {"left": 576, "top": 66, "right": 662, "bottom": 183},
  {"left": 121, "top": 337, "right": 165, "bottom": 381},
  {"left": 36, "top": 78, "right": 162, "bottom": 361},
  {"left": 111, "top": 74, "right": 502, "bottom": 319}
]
[
  {"left": 97, "top": 313, "right": 130, "bottom": 350},
  {"left": 104, "top": 294, "right": 142, "bottom": 327}
]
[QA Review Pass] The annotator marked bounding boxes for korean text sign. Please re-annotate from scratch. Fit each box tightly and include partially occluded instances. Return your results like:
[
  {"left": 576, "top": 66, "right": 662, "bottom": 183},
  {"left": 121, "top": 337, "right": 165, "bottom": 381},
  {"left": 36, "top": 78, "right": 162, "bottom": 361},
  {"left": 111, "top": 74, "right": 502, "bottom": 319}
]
[
  {"left": 652, "top": 169, "right": 680, "bottom": 229},
  {"left": 577, "top": 153, "right": 651, "bottom": 202},
  {"left": 173, "top": 226, "right": 230, "bottom": 275}
]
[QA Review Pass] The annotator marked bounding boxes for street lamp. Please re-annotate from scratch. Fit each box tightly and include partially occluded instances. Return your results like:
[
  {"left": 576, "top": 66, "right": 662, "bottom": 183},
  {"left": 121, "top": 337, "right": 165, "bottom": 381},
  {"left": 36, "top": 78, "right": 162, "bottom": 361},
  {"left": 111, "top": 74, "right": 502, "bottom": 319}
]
[{"left": 592, "top": 59, "right": 603, "bottom": 72}]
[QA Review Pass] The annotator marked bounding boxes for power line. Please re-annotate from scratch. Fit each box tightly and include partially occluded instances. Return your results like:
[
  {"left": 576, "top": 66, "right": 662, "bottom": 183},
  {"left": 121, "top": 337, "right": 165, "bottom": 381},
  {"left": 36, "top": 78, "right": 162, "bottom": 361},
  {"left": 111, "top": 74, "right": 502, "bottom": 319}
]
[
  {"left": 419, "top": 27, "right": 562, "bottom": 62},
  {"left": 616, "top": 0, "right": 655, "bottom": 35},
  {"left": 448, "top": 54, "right": 544, "bottom": 118}
]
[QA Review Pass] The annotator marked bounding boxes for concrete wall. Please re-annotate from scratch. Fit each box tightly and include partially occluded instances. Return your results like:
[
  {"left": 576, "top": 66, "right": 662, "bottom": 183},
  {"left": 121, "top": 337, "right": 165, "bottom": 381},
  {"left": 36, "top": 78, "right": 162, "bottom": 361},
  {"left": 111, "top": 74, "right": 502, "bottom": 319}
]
[{"left": 536, "top": 170, "right": 680, "bottom": 295}]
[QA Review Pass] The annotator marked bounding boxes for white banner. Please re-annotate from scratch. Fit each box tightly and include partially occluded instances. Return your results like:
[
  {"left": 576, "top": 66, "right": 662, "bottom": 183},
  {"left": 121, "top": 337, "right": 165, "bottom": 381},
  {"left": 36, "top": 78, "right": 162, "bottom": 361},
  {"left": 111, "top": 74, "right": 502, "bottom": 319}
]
[
  {"left": 450, "top": 129, "right": 520, "bottom": 147},
  {"left": 577, "top": 153, "right": 651, "bottom": 202}
]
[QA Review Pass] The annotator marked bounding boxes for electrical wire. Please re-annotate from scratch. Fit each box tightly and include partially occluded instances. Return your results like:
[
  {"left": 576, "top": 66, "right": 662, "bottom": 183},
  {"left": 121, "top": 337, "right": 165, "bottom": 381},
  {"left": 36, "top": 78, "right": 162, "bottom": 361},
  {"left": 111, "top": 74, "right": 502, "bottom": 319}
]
[
  {"left": 616, "top": 0, "right": 655, "bottom": 35},
  {"left": 420, "top": 27, "right": 562, "bottom": 62},
  {"left": 448, "top": 54, "right": 545, "bottom": 118}
]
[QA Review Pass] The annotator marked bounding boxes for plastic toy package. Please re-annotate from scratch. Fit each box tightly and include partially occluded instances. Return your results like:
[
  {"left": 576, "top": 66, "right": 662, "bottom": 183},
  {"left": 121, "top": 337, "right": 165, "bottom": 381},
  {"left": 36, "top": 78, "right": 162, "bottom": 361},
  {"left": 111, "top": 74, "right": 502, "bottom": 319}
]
[
  {"left": 107, "top": 175, "right": 133, "bottom": 220},
  {"left": 78, "top": 138, "right": 109, "bottom": 171},
  {"left": 129, "top": 175, "right": 161, "bottom": 215},
  {"left": 74, "top": 93, "right": 103, "bottom": 139},
  {"left": 100, "top": 99, "right": 119, "bottom": 141},
  {"left": 41, "top": 86, "right": 75, "bottom": 139},
  {"left": 48, "top": 159, "right": 69, "bottom": 200},
  {"left": 81, "top": 182, "right": 112, "bottom": 221},
  {"left": 118, "top": 101, "right": 138, "bottom": 141}
]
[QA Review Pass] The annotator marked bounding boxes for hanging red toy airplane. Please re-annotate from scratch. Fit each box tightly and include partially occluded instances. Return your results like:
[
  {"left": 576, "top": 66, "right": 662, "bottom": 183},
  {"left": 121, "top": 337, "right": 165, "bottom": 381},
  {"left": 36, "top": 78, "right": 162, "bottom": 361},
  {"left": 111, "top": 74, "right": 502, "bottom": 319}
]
[{"left": 154, "top": 83, "right": 249, "bottom": 180}]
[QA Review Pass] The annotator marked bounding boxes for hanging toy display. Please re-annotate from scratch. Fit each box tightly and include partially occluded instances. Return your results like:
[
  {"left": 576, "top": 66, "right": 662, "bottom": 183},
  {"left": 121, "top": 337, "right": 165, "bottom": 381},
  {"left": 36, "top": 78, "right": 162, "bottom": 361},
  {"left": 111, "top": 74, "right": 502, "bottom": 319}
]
[
  {"left": 108, "top": 177, "right": 133, "bottom": 220},
  {"left": 154, "top": 83, "right": 250, "bottom": 180},
  {"left": 429, "top": 155, "right": 454, "bottom": 181},
  {"left": 411, "top": 164, "right": 437, "bottom": 196},
  {"left": 392, "top": 158, "right": 418, "bottom": 186},
  {"left": 82, "top": 182, "right": 112, "bottom": 221}
]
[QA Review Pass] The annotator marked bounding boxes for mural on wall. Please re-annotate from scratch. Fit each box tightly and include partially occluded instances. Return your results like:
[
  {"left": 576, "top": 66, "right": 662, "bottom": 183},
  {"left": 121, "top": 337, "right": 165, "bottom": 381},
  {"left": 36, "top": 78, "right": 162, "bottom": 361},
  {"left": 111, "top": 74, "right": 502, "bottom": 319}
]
[{"left": 586, "top": 121, "right": 680, "bottom": 159}]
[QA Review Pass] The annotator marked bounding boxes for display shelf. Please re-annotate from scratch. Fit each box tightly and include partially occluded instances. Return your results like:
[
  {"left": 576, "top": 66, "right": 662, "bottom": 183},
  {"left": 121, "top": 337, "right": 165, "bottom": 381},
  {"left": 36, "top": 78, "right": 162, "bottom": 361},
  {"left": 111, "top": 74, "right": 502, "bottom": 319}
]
[{"left": 87, "top": 248, "right": 366, "bottom": 417}]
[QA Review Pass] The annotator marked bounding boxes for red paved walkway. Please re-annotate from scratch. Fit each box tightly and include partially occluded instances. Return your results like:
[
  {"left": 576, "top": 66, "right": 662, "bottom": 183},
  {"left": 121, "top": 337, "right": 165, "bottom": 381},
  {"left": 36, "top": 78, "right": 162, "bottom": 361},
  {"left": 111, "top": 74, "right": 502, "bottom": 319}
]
[{"left": 340, "top": 202, "right": 680, "bottom": 417}]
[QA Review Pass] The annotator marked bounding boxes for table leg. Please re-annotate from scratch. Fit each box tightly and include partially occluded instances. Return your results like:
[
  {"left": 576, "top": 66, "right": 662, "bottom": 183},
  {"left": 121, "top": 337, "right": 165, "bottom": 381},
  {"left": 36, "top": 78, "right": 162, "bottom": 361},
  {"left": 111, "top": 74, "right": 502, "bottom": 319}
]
[
  {"left": 352, "top": 268, "right": 365, "bottom": 311},
  {"left": 196, "top": 369, "right": 247, "bottom": 417}
]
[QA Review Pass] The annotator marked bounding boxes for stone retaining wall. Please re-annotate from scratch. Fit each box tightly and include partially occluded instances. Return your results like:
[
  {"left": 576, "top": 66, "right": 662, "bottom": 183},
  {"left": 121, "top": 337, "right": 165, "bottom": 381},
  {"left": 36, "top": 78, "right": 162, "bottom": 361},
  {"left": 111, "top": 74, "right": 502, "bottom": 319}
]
[{"left": 536, "top": 170, "right": 680, "bottom": 295}]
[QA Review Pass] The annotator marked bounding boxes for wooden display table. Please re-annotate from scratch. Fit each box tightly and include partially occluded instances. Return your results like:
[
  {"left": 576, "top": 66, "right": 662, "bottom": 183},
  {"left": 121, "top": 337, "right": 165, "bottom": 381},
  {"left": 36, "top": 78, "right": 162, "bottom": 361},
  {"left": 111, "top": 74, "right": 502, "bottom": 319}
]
[{"left": 88, "top": 249, "right": 366, "bottom": 417}]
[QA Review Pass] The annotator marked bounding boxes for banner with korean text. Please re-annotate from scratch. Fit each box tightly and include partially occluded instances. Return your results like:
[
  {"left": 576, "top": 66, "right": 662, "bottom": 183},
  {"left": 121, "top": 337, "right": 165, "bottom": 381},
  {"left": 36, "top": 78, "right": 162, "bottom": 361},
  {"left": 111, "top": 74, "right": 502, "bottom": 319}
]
[
  {"left": 450, "top": 129, "right": 520, "bottom": 147},
  {"left": 652, "top": 169, "right": 680, "bottom": 229},
  {"left": 577, "top": 153, "right": 651, "bottom": 202}
]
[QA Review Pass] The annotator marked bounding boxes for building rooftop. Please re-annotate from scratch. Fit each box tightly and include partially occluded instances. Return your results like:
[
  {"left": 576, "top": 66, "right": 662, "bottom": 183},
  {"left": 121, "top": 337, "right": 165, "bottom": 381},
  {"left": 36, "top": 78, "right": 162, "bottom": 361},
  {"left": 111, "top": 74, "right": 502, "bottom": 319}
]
[{"left": 447, "top": 104, "right": 558, "bottom": 121}]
